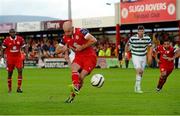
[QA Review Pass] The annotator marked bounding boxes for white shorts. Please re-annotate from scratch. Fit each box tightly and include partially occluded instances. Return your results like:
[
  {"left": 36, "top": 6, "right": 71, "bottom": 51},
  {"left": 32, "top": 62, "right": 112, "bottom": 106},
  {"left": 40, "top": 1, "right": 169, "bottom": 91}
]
[
  {"left": 69, "top": 49, "right": 75, "bottom": 63},
  {"left": 132, "top": 55, "right": 146, "bottom": 70},
  {"left": 58, "top": 43, "right": 75, "bottom": 63}
]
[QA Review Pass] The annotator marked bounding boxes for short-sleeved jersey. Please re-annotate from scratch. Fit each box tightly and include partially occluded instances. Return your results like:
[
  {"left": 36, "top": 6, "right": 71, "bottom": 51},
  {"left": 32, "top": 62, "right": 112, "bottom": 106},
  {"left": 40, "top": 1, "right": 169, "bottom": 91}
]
[
  {"left": 63, "top": 28, "right": 96, "bottom": 56},
  {"left": 2, "top": 36, "right": 25, "bottom": 58},
  {"left": 156, "top": 45, "right": 174, "bottom": 68},
  {"left": 128, "top": 34, "right": 151, "bottom": 56}
]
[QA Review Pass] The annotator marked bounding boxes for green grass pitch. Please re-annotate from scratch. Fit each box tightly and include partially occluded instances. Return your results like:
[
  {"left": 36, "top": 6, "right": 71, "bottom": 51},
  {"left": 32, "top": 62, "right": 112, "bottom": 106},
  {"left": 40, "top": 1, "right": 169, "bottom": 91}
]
[{"left": 0, "top": 68, "right": 179, "bottom": 115}]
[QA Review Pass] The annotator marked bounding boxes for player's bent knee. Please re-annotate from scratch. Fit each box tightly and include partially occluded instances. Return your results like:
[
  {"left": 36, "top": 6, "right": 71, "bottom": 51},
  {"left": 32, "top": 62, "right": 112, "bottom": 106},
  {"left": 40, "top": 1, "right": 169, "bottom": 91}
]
[
  {"left": 139, "top": 71, "right": 143, "bottom": 75},
  {"left": 161, "top": 71, "right": 167, "bottom": 79},
  {"left": 71, "top": 66, "right": 78, "bottom": 72},
  {"left": 137, "top": 68, "right": 143, "bottom": 75},
  {"left": 71, "top": 63, "right": 81, "bottom": 72}
]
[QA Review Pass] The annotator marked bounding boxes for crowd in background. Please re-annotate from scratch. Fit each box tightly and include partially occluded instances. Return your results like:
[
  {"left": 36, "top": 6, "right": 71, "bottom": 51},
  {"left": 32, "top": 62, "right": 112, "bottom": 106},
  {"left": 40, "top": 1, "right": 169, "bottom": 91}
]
[
  {"left": 26, "top": 37, "right": 58, "bottom": 60},
  {"left": 25, "top": 36, "right": 123, "bottom": 59},
  {"left": 25, "top": 37, "right": 118, "bottom": 60},
  {"left": 0, "top": 30, "right": 179, "bottom": 68},
  {"left": 23, "top": 31, "right": 180, "bottom": 69}
]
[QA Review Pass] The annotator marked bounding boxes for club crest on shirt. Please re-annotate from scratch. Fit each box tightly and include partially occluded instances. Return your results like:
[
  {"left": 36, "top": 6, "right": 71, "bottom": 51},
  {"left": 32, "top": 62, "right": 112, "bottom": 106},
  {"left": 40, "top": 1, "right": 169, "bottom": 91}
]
[
  {"left": 75, "top": 35, "right": 79, "bottom": 40},
  {"left": 17, "top": 41, "right": 20, "bottom": 45}
]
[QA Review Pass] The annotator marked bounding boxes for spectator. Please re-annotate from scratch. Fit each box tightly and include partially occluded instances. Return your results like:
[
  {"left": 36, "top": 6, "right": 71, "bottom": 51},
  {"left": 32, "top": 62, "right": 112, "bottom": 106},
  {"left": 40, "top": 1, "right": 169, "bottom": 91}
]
[
  {"left": 98, "top": 45, "right": 105, "bottom": 56},
  {"left": 105, "top": 44, "right": 111, "bottom": 56}
]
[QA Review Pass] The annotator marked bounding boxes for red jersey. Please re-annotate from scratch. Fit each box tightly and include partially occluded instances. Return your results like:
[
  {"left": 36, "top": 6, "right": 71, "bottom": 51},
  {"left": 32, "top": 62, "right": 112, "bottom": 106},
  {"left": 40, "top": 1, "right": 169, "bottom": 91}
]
[
  {"left": 2, "top": 36, "right": 25, "bottom": 58},
  {"left": 63, "top": 28, "right": 96, "bottom": 56},
  {"left": 156, "top": 45, "right": 174, "bottom": 68}
]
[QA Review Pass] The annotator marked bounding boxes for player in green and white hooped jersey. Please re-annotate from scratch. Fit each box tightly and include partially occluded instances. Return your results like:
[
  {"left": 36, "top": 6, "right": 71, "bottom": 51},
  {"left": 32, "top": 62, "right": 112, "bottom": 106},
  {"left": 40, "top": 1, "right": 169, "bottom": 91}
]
[{"left": 125, "top": 25, "right": 153, "bottom": 93}]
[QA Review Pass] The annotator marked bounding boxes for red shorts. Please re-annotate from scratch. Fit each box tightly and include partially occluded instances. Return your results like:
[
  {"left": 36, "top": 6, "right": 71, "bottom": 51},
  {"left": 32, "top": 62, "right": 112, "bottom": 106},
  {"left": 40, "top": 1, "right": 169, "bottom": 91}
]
[
  {"left": 159, "top": 66, "right": 174, "bottom": 76},
  {"left": 73, "top": 54, "right": 97, "bottom": 73},
  {"left": 6, "top": 57, "right": 23, "bottom": 72}
]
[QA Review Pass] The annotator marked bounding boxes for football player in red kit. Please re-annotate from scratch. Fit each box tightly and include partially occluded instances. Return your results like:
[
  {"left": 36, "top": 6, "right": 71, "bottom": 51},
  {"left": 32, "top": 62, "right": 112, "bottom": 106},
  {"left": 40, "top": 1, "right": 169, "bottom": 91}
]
[
  {"left": 155, "top": 39, "right": 180, "bottom": 92},
  {"left": 62, "top": 21, "right": 97, "bottom": 103},
  {"left": 2, "top": 29, "right": 26, "bottom": 93}
]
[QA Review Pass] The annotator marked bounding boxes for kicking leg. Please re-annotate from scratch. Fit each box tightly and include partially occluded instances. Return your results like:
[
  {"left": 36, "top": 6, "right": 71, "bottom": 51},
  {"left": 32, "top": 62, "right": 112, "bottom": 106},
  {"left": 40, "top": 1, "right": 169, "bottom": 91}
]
[{"left": 65, "top": 63, "right": 81, "bottom": 103}]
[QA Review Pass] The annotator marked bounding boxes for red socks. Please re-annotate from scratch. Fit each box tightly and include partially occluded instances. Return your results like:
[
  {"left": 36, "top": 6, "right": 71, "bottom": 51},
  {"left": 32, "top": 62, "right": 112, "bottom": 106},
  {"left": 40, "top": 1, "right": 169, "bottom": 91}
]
[
  {"left": 18, "top": 76, "right": 22, "bottom": 89},
  {"left": 72, "top": 72, "right": 80, "bottom": 89},
  {"left": 8, "top": 76, "right": 22, "bottom": 92}
]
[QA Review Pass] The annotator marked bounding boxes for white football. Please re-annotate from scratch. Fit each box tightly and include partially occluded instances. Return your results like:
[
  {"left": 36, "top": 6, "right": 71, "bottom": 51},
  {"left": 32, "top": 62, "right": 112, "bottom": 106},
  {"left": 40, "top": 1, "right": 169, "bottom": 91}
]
[{"left": 91, "top": 74, "right": 104, "bottom": 88}]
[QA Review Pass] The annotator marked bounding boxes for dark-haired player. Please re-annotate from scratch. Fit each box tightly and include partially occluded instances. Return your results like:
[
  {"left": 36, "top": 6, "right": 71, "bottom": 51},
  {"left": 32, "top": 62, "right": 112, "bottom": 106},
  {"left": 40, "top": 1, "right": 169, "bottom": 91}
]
[{"left": 155, "top": 39, "right": 180, "bottom": 91}]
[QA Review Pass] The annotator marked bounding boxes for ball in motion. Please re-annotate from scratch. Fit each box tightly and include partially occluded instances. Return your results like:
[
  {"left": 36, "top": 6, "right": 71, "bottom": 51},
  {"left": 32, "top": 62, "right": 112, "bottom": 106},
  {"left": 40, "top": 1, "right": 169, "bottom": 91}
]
[{"left": 91, "top": 74, "right": 104, "bottom": 88}]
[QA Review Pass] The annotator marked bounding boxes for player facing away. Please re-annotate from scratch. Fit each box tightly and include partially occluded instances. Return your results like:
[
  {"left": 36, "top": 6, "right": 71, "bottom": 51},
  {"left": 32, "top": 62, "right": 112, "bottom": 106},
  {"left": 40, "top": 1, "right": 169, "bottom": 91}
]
[
  {"left": 154, "top": 39, "right": 180, "bottom": 92},
  {"left": 125, "top": 25, "right": 152, "bottom": 93},
  {"left": 1, "top": 29, "right": 26, "bottom": 93},
  {"left": 62, "top": 21, "right": 97, "bottom": 103}
]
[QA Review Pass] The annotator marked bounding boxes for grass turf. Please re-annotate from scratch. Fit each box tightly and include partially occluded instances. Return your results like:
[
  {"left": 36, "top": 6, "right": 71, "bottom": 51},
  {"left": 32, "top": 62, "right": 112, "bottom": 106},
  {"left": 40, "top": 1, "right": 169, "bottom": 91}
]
[{"left": 0, "top": 68, "right": 179, "bottom": 115}]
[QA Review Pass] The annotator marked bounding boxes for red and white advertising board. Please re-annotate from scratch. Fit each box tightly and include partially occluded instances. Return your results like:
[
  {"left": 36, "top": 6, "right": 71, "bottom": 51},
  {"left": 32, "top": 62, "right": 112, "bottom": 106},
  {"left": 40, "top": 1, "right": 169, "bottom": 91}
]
[
  {"left": 43, "top": 20, "right": 68, "bottom": 30},
  {"left": 120, "top": 0, "right": 176, "bottom": 24}
]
